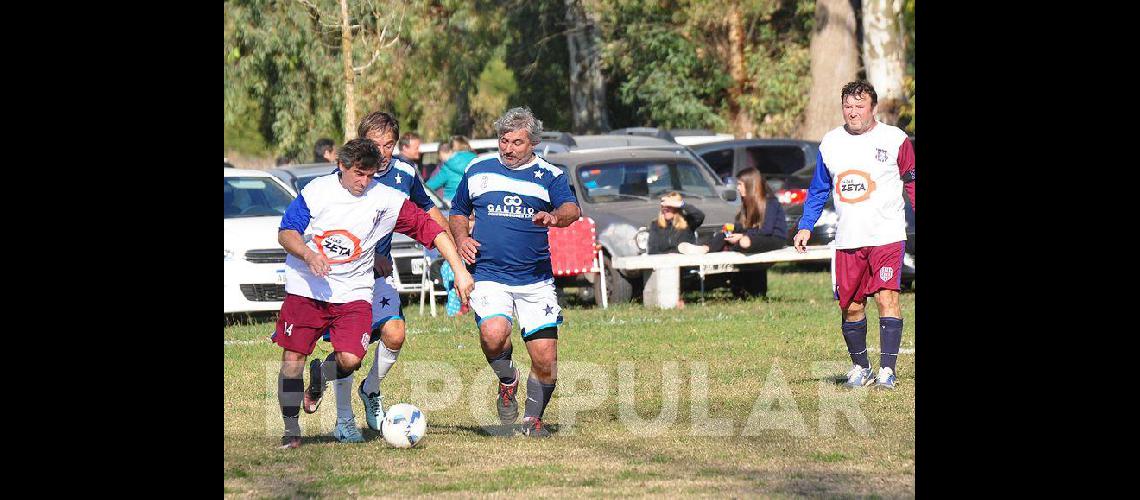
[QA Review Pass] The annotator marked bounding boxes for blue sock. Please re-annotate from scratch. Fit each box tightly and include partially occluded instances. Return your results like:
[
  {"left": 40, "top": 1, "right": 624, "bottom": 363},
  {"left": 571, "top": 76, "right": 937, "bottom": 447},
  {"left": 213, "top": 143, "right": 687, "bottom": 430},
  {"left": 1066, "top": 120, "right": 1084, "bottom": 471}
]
[
  {"left": 879, "top": 317, "right": 903, "bottom": 371},
  {"left": 841, "top": 318, "right": 870, "bottom": 369}
]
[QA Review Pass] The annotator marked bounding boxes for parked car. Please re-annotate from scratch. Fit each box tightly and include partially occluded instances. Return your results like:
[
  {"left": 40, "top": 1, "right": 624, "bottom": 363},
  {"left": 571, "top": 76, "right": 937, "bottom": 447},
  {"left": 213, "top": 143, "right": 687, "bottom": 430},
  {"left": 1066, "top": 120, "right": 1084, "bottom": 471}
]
[
  {"left": 224, "top": 167, "right": 297, "bottom": 314},
  {"left": 270, "top": 162, "right": 451, "bottom": 297},
  {"left": 542, "top": 145, "right": 761, "bottom": 304},
  {"left": 690, "top": 139, "right": 822, "bottom": 206},
  {"left": 607, "top": 127, "right": 734, "bottom": 146}
]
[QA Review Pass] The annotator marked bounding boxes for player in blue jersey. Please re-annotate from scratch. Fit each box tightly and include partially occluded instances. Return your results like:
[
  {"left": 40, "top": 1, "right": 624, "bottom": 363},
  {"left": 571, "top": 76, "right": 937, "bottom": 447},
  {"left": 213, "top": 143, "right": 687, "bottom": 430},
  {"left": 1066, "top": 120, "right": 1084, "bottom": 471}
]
[
  {"left": 449, "top": 107, "right": 581, "bottom": 437},
  {"left": 303, "top": 112, "right": 459, "bottom": 439}
]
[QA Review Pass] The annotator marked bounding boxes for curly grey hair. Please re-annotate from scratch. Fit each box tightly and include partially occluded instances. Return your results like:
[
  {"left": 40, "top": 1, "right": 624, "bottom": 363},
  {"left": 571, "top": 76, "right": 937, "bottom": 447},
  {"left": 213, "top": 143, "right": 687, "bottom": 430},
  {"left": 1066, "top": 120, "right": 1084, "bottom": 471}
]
[{"left": 493, "top": 107, "right": 543, "bottom": 144}]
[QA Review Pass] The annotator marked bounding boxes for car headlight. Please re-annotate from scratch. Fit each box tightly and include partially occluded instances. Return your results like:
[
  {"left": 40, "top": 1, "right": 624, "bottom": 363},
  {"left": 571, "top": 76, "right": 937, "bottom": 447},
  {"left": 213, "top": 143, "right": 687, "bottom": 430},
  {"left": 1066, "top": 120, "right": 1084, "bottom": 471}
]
[
  {"left": 635, "top": 227, "right": 648, "bottom": 252},
  {"left": 224, "top": 248, "right": 234, "bottom": 261}
]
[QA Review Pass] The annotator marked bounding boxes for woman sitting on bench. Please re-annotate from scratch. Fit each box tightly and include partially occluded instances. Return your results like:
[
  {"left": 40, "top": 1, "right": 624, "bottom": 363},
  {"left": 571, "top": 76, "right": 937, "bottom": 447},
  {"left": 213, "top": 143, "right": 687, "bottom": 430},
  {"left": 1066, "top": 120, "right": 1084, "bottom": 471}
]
[{"left": 678, "top": 167, "right": 787, "bottom": 255}]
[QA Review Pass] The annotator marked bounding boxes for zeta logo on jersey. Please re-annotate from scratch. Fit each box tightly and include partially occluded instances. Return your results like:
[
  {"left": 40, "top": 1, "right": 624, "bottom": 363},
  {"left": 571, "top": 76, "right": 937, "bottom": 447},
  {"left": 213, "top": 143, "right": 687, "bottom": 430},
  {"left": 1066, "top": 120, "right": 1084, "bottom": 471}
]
[
  {"left": 488, "top": 194, "right": 535, "bottom": 219},
  {"left": 834, "top": 170, "right": 876, "bottom": 204},
  {"left": 313, "top": 229, "right": 363, "bottom": 263}
]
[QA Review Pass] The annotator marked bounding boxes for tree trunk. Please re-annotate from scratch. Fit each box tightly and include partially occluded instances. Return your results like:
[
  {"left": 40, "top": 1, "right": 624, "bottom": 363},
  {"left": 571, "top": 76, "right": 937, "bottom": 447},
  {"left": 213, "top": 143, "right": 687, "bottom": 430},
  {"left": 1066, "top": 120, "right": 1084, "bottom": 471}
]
[
  {"left": 861, "top": 0, "right": 906, "bottom": 125},
  {"left": 566, "top": 0, "right": 610, "bottom": 133},
  {"left": 340, "top": 0, "right": 357, "bottom": 139},
  {"left": 801, "top": 0, "right": 860, "bottom": 141},
  {"left": 726, "top": 2, "right": 754, "bottom": 138}
]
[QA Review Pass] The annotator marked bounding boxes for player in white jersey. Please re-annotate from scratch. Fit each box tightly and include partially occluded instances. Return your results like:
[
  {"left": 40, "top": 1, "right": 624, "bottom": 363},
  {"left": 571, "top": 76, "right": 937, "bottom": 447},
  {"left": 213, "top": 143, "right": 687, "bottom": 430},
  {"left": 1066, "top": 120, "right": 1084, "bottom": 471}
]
[
  {"left": 273, "top": 138, "right": 473, "bottom": 449},
  {"left": 793, "top": 81, "right": 916, "bottom": 391},
  {"left": 304, "top": 112, "right": 460, "bottom": 438},
  {"left": 449, "top": 107, "right": 580, "bottom": 437}
]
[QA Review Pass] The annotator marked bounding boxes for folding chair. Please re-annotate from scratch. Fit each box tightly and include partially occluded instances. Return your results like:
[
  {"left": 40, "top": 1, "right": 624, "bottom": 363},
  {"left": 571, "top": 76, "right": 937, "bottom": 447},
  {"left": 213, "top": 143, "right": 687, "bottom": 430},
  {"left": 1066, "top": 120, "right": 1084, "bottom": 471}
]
[
  {"left": 548, "top": 217, "right": 607, "bottom": 309},
  {"left": 418, "top": 251, "right": 449, "bottom": 317}
]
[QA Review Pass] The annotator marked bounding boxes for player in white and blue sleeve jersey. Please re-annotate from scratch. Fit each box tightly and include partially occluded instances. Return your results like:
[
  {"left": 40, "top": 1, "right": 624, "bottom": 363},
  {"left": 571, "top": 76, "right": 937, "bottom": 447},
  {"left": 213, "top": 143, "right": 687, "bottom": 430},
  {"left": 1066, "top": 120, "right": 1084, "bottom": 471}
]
[
  {"left": 448, "top": 107, "right": 580, "bottom": 437},
  {"left": 311, "top": 111, "right": 456, "bottom": 436},
  {"left": 271, "top": 138, "right": 472, "bottom": 448},
  {"left": 793, "top": 82, "right": 916, "bottom": 391}
]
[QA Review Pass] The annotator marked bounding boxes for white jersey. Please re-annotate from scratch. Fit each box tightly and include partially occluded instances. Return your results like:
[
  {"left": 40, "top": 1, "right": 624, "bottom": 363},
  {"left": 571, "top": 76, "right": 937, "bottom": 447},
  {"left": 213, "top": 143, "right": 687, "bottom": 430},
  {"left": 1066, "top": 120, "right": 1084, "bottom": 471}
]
[
  {"left": 280, "top": 172, "right": 412, "bottom": 304},
  {"left": 817, "top": 122, "right": 911, "bottom": 249}
]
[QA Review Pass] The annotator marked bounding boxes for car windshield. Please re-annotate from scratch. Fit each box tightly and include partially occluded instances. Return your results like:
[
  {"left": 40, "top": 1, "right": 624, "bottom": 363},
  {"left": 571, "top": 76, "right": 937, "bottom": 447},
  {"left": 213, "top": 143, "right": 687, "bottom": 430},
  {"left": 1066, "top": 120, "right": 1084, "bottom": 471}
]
[
  {"left": 224, "top": 177, "right": 294, "bottom": 218},
  {"left": 577, "top": 160, "right": 717, "bottom": 203}
]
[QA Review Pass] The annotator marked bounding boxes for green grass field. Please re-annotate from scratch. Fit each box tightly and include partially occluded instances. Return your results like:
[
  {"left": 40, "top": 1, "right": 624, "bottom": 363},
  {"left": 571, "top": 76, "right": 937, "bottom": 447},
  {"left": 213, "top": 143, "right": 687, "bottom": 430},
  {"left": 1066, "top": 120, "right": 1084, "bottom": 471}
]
[{"left": 224, "top": 268, "right": 915, "bottom": 496}]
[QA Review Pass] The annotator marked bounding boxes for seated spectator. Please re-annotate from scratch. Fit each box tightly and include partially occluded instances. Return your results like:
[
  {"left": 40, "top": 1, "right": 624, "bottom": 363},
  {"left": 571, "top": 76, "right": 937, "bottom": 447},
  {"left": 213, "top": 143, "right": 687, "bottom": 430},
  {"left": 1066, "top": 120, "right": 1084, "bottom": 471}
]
[
  {"left": 678, "top": 167, "right": 787, "bottom": 255},
  {"left": 647, "top": 192, "right": 705, "bottom": 254},
  {"left": 427, "top": 135, "right": 476, "bottom": 203}
]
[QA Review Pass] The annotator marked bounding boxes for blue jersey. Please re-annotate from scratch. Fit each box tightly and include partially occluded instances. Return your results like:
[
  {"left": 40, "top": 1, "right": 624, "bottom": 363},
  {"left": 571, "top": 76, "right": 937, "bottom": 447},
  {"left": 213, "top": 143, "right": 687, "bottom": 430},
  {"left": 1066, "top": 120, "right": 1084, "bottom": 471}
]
[
  {"left": 450, "top": 154, "right": 578, "bottom": 285},
  {"left": 373, "top": 158, "right": 437, "bottom": 257}
]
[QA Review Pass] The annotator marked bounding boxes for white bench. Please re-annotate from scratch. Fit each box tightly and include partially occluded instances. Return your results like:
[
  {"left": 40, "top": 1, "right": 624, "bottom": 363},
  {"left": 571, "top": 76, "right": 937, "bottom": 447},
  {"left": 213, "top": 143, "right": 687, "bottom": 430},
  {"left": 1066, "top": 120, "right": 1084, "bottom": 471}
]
[{"left": 611, "top": 245, "right": 834, "bottom": 308}]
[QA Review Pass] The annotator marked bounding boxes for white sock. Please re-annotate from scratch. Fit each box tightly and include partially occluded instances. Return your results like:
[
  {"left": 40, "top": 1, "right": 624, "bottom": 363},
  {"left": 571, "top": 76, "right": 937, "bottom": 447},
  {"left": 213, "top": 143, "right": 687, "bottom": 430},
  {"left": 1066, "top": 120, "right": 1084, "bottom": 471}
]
[
  {"left": 363, "top": 341, "right": 400, "bottom": 394},
  {"left": 335, "top": 373, "right": 354, "bottom": 420}
]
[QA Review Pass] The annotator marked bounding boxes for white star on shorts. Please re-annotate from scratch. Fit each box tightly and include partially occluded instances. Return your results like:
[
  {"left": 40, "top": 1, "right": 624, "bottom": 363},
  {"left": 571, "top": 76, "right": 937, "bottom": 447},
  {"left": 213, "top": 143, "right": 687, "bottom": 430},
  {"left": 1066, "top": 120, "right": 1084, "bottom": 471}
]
[{"left": 534, "top": 170, "right": 543, "bottom": 179}]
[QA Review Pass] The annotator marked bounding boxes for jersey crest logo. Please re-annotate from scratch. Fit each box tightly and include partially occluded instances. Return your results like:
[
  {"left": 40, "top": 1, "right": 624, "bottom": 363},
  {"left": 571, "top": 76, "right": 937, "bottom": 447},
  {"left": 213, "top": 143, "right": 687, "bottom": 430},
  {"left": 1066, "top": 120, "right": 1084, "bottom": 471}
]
[
  {"left": 879, "top": 266, "right": 894, "bottom": 282},
  {"left": 284, "top": 322, "right": 294, "bottom": 337},
  {"left": 834, "top": 170, "right": 876, "bottom": 204},
  {"left": 314, "top": 229, "right": 363, "bottom": 263},
  {"left": 395, "top": 173, "right": 403, "bottom": 184},
  {"left": 875, "top": 148, "right": 888, "bottom": 162},
  {"left": 481, "top": 177, "right": 489, "bottom": 189},
  {"left": 534, "top": 170, "right": 544, "bottom": 179},
  {"left": 361, "top": 333, "right": 370, "bottom": 349}
]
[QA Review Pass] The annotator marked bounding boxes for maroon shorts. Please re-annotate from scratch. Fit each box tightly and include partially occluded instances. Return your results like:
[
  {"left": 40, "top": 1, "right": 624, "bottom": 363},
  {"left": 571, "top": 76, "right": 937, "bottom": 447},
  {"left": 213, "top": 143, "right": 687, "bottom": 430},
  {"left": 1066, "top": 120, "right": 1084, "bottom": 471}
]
[
  {"left": 834, "top": 241, "right": 906, "bottom": 310},
  {"left": 271, "top": 293, "right": 372, "bottom": 359}
]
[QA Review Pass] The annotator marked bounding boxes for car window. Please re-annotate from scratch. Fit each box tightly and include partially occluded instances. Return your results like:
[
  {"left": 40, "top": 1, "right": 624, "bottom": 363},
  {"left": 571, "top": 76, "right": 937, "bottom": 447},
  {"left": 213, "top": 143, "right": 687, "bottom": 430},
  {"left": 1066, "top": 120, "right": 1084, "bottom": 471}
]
[
  {"left": 224, "top": 177, "right": 294, "bottom": 218},
  {"left": 295, "top": 175, "right": 320, "bottom": 191},
  {"left": 577, "top": 161, "right": 716, "bottom": 203},
  {"left": 744, "top": 145, "right": 806, "bottom": 176},
  {"left": 700, "top": 148, "right": 734, "bottom": 180}
]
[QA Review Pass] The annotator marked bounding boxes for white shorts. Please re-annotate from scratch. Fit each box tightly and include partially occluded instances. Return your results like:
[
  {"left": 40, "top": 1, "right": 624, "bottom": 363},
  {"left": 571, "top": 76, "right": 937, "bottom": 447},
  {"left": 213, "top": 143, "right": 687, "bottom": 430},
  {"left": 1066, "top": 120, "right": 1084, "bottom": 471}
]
[
  {"left": 371, "top": 274, "right": 403, "bottom": 330},
  {"left": 470, "top": 279, "right": 562, "bottom": 338}
]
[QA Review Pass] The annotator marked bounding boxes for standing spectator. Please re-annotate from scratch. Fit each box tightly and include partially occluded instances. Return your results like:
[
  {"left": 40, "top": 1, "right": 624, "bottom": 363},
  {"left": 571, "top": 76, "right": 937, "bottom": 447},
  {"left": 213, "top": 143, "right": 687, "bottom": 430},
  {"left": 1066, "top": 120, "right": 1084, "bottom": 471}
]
[
  {"left": 396, "top": 132, "right": 424, "bottom": 178},
  {"left": 313, "top": 138, "right": 337, "bottom": 163},
  {"left": 427, "top": 135, "right": 477, "bottom": 203},
  {"left": 647, "top": 191, "right": 705, "bottom": 254},
  {"left": 678, "top": 167, "right": 787, "bottom": 255},
  {"left": 792, "top": 80, "right": 916, "bottom": 390}
]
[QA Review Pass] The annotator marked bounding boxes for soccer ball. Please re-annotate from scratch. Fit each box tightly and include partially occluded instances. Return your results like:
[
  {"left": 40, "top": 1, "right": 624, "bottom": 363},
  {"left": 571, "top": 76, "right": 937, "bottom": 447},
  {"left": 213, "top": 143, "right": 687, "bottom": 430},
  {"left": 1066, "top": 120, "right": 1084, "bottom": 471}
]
[{"left": 381, "top": 403, "right": 427, "bottom": 448}]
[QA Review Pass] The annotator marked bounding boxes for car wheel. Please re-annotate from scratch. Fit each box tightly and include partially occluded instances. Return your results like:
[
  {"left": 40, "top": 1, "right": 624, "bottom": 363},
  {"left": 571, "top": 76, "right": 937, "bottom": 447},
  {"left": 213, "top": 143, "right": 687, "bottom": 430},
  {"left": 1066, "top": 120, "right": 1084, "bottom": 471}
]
[
  {"left": 594, "top": 253, "right": 634, "bottom": 305},
  {"left": 730, "top": 267, "right": 769, "bottom": 298}
]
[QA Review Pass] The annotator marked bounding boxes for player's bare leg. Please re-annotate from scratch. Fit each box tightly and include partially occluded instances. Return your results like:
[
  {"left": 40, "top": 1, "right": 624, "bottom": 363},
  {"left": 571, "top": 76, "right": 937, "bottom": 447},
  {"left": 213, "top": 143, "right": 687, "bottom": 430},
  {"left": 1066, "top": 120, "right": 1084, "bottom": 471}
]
[
  {"left": 278, "top": 350, "right": 307, "bottom": 449},
  {"left": 480, "top": 317, "right": 518, "bottom": 426}
]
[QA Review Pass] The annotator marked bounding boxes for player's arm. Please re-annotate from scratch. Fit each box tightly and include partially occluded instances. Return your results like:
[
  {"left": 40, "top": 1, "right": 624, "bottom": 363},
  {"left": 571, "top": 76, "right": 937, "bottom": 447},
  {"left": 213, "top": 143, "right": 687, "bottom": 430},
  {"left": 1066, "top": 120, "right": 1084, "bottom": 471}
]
[
  {"left": 429, "top": 230, "right": 473, "bottom": 304},
  {"left": 447, "top": 172, "right": 479, "bottom": 265},
  {"left": 898, "top": 138, "right": 915, "bottom": 210},
  {"left": 277, "top": 193, "right": 329, "bottom": 276},
  {"left": 532, "top": 174, "right": 581, "bottom": 227},
  {"left": 532, "top": 201, "right": 580, "bottom": 228},
  {"left": 793, "top": 152, "right": 833, "bottom": 253}
]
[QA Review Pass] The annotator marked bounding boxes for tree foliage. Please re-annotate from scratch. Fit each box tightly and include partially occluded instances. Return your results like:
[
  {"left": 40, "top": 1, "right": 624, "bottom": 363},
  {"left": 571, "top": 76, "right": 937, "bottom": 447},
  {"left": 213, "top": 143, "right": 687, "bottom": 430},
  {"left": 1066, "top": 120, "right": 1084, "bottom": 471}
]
[{"left": 225, "top": 0, "right": 914, "bottom": 157}]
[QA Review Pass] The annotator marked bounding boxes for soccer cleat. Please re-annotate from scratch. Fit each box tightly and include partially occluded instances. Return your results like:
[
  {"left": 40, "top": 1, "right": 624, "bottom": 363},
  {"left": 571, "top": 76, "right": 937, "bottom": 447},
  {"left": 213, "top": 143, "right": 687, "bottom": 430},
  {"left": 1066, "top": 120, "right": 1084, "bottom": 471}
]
[
  {"left": 875, "top": 367, "right": 896, "bottom": 390},
  {"left": 677, "top": 242, "right": 709, "bottom": 255},
  {"left": 496, "top": 369, "right": 520, "bottom": 425},
  {"left": 303, "top": 359, "right": 326, "bottom": 414},
  {"left": 520, "top": 417, "right": 551, "bottom": 438},
  {"left": 842, "top": 364, "right": 875, "bottom": 388},
  {"left": 332, "top": 417, "right": 365, "bottom": 443},
  {"left": 279, "top": 435, "right": 302, "bottom": 449},
  {"left": 358, "top": 380, "right": 385, "bottom": 431}
]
